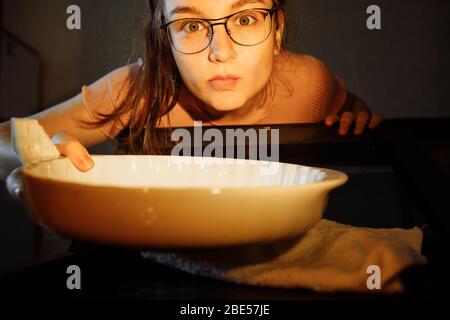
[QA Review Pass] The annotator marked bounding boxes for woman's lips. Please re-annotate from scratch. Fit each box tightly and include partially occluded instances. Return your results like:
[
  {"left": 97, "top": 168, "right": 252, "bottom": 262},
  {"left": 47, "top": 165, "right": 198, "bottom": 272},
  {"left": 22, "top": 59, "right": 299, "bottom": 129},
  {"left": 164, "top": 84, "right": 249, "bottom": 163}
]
[{"left": 208, "top": 75, "right": 241, "bottom": 90}]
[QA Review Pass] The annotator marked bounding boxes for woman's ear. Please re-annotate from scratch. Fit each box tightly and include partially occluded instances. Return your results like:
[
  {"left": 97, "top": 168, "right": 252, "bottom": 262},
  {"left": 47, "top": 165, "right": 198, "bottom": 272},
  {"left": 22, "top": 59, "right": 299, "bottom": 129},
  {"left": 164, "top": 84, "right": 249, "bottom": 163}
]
[{"left": 274, "top": 11, "right": 285, "bottom": 55}]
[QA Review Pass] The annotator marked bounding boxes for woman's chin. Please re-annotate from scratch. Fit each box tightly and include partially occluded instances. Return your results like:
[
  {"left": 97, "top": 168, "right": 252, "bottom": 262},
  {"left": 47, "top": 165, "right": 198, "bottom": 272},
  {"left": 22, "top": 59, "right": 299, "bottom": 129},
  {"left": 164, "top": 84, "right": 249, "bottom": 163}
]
[
  {"left": 205, "top": 97, "right": 246, "bottom": 112},
  {"left": 209, "top": 104, "right": 242, "bottom": 112}
]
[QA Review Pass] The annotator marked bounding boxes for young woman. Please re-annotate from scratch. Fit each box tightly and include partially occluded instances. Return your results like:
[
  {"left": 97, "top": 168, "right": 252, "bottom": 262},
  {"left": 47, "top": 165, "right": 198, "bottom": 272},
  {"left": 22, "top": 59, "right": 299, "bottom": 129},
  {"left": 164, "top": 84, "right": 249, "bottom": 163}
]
[{"left": 1, "top": 0, "right": 382, "bottom": 191}]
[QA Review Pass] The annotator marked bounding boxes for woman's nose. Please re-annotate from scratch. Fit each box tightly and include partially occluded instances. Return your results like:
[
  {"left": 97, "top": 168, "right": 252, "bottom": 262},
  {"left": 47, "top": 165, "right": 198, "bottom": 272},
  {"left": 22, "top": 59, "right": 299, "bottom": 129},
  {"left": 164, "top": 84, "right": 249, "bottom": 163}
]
[{"left": 208, "top": 26, "right": 237, "bottom": 63}]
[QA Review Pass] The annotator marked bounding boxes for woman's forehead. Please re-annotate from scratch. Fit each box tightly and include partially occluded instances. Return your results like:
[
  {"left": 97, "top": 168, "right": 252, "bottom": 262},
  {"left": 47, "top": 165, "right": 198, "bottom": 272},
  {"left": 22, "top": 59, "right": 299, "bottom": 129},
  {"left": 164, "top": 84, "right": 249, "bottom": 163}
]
[{"left": 164, "top": 0, "right": 272, "bottom": 19}]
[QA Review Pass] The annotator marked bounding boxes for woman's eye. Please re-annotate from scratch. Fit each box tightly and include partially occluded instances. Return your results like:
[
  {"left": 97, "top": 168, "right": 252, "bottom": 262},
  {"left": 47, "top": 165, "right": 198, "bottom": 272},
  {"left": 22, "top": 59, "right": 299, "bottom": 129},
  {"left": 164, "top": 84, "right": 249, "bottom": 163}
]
[
  {"left": 237, "top": 15, "right": 256, "bottom": 26},
  {"left": 182, "top": 21, "right": 204, "bottom": 33}
]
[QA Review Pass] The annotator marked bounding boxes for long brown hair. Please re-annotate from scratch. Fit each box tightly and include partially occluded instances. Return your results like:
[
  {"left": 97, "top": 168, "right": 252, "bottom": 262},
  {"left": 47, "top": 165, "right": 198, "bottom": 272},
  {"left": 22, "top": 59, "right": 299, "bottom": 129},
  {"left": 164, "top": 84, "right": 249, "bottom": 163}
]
[{"left": 88, "top": 0, "right": 288, "bottom": 155}]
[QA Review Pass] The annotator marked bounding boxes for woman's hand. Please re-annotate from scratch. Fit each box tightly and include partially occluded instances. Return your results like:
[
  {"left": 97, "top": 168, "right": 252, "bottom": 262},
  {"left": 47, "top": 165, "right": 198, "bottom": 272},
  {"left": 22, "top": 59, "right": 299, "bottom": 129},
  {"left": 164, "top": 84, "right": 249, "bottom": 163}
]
[
  {"left": 324, "top": 91, "right": 383, "bottom": 136},
  {"left": 324, "top": 111, "right": 383, "bottom": 136},
  {"left": 51, "top": 132, "right": 94, "bottom": 172},
  {"left": 6, "top": 132, "right": 93, "bottom": 199}
]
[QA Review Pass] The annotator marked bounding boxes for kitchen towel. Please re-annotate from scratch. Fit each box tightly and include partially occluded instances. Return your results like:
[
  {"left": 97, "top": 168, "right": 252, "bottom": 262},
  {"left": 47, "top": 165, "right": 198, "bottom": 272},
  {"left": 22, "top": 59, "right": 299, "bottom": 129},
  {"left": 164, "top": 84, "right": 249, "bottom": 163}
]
[{"left": 141, "top": 219, "right": 427, "bottom": 293}]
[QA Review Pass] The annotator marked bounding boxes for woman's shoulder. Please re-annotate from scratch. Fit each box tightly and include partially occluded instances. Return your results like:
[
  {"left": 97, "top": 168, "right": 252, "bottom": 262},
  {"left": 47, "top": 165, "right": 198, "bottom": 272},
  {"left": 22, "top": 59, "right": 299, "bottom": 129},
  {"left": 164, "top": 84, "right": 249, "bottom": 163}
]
[
  {"left": 276, "top": 51, "right": 337, "bottom": 84},
  {"left": 82, "top": 58, "right": 143, "bottom": 103},
  {"left": 274, "top": 51, "right": 347, "bottom": 122},
  {"left": 104, "top": 58, "right": 144, "bottom": 92},
  {"left": 81, "top": 58, "right": 144, "bottom": 138}
]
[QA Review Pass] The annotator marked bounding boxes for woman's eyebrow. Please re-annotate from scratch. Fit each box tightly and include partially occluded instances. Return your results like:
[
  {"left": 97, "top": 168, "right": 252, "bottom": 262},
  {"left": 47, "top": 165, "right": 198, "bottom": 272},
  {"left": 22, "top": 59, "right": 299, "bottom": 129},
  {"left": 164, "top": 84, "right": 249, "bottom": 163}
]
[
  {"left": 231, "top": 0, "right": 269, "bottom": 11},
  {"left": 168, "top": 5, "right": 203, "bottom": 18},
  {"left": 168, "top": 0, "right": 269, "bottom": 18}
]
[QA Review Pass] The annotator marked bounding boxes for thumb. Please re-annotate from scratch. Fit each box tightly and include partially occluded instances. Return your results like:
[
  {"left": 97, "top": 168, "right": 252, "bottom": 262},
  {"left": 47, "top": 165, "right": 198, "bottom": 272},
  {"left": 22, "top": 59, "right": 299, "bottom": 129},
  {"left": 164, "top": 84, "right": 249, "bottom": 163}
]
[{"left": 52, "top": 132, "right": 94, "bottom": 172}]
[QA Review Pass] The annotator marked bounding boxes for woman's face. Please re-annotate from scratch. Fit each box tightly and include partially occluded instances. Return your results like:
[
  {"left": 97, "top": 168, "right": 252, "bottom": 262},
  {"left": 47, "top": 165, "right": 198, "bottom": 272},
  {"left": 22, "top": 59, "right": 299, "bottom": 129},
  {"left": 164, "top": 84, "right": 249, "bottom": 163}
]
[{"left": 163, "top": 0, "right": 283, "bottom": 112}]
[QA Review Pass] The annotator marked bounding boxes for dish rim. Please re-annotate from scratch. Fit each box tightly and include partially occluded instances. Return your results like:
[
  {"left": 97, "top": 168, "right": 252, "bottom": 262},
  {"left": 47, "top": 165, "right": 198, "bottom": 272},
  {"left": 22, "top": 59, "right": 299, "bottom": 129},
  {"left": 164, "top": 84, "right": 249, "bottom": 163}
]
[{"left": 23, "top": 154, "right": 349, "bottom": 191}]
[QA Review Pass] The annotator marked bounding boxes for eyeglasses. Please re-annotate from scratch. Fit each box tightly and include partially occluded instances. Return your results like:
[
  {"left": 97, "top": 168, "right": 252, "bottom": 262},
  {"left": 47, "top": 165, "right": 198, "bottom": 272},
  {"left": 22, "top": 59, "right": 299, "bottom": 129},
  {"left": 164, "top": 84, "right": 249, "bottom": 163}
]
[{"left": 160, "top": 6, "right": 278, "bottom": 55}]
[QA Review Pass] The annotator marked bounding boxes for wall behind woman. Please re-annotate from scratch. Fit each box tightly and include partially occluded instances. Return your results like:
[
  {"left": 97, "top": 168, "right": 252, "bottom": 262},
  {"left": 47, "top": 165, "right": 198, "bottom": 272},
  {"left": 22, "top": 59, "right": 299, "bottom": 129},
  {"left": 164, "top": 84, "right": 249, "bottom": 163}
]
[
  {"left": 3, "top": 0, "right": 449, "bottom": 118},
  {"left": 287, "top": 0, "right": 450, "bottom": 119},
  {"left": 2, "top": 0, "right": 146, "bottom": 108}
]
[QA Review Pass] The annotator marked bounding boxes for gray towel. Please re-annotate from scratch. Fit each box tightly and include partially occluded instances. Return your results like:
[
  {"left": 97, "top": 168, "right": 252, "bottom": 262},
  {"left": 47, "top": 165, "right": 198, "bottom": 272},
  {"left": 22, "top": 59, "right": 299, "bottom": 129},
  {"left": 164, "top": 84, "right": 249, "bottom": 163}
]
[{"left": 141, "top": 219, "right": 427, "bottom": 293}]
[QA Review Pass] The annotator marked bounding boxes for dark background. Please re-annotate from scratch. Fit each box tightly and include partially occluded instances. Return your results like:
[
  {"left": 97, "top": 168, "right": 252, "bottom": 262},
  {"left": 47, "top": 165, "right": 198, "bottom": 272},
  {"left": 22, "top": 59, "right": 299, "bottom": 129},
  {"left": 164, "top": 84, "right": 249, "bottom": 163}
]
[{"left": 0, "top": 0, "right": 449, "bottom": 274}]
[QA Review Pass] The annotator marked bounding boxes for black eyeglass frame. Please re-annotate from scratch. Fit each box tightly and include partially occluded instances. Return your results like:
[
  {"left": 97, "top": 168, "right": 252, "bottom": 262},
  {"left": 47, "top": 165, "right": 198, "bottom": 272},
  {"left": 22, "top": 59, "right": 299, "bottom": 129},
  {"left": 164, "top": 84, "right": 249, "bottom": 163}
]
[{"left": 160, "top": 5, "right": 278, "bottom": 55}]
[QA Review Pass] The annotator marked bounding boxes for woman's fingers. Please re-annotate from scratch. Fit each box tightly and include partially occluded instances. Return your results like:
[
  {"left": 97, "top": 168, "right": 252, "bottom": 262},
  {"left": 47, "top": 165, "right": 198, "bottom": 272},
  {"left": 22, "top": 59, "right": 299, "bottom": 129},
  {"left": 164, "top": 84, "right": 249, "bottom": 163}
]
[
  {"left": 338, "top": 111, "right": 355, "bottom": 136},
  {"left": 354, "top": 111, "right": 371, "bottom": 135},
  {"left": 325, "top": 111, "right": 383, "bottom": 135},
  {"left": 6, "top": 167, "right": 24, "bottom": 199},
  {"left": 368, "top": 114, "right": 384, "bottom": 129},
  {"left": 324, "top": 114, "right": 340, "bottom": 126},
  {"left": 51, "top": 132, "right": 94, "bottom": 172}
]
